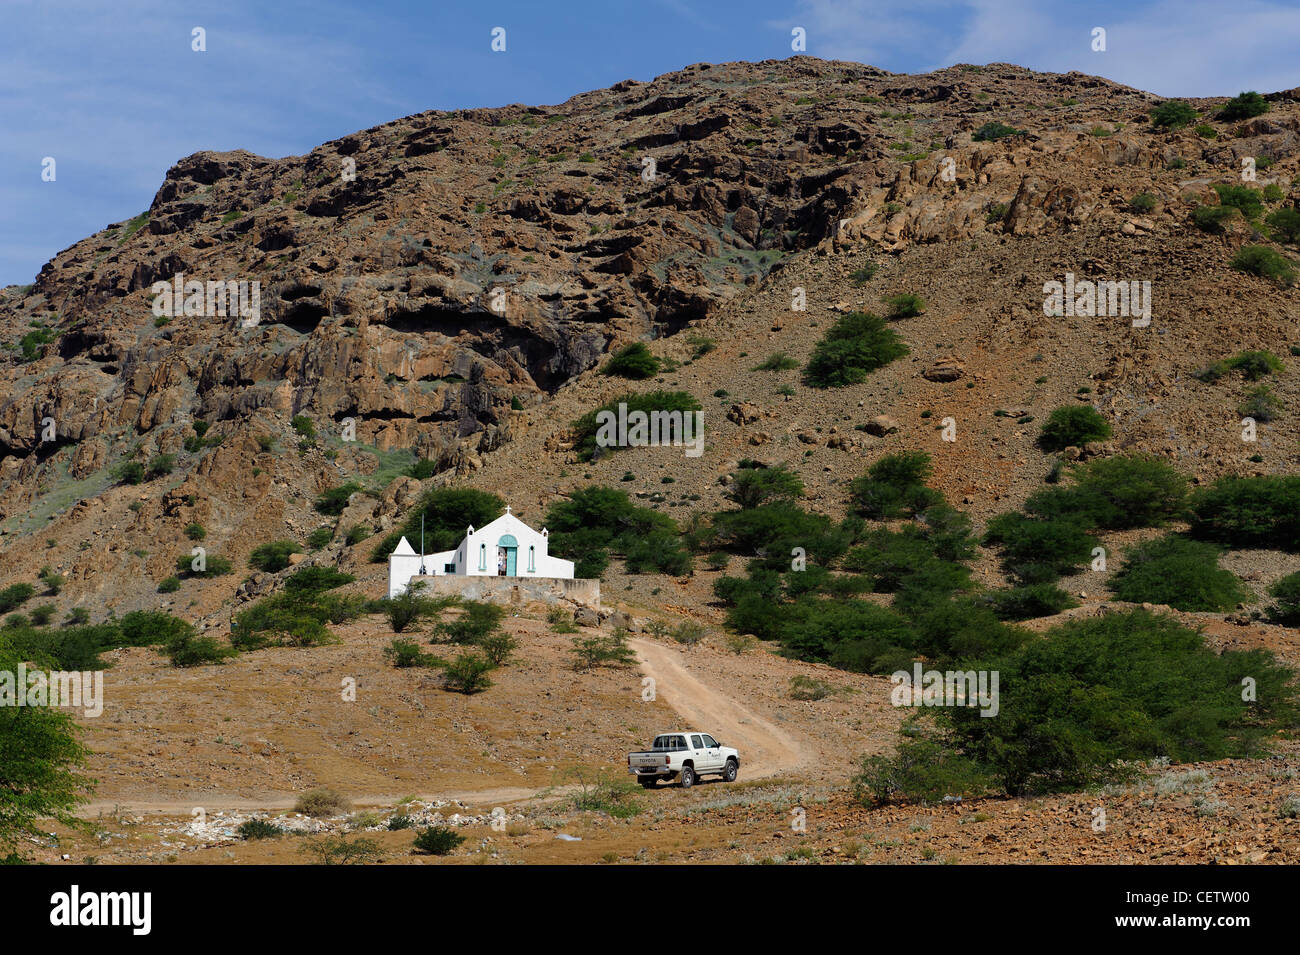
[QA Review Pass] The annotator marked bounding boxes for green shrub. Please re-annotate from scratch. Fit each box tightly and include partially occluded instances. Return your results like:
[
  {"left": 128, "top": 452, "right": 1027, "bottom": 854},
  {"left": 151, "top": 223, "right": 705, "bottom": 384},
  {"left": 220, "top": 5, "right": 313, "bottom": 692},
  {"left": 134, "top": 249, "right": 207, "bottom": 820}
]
[
  {"left": 1231, "top": 245, "right": 1296, "bottom": 286},
  {"left": 570, "top": 391, "right": 702, "bottom": 461},
  {"left": 1028, "top": 454, "right": 1188, "bottom": 530},
  {"left": 957, "top": 611, "right": 1291, "bottom": 794},
  {"left": 883, "top": 293, "right": 925, "bottom": 319},
  {"left": 112, "top": 460, "right": 145, "bottom": 486},
  {"left": 1266, "top": 207, "right": 1300, "bottom": 244},
  {"left": 849, "top": 451, "right": 941, "bottom": 520},
  {"left": 0, "top": 584, "right": 35, "bottom": 614},
  {"left": 480, "top": 633, "right": 518, "bottom": 666},
  {"left": 1226, "top": 350, "right": 1284, "bottom": 380},
  {"left": 119, "top": 610, "right": 192, "bottom": 647},
  {"left": 1266, "top": 572, "right": 1300, "bottom": 625},
  {"left": 229, "top": 589, "right": 350, "bottom": 650},
  {"left": 1150, "top": 100, "right": 1197, "bottom": 129},
  {"left": 802, "top": 312, "right": 908, "bottom": 388},
  {"left": 1190, "top": 476, "right": 1300, "bottom": 550},
  {"left": 314, "top": 481, "right": 363, "bottom": 517},
  {"left": 1219, "top": 91, "right": 1269, "bottom": 121},
  {"left": 1112, "top": 535, "right": 1248, "bottom": 611},
  {"left": 570, "top": 629, "right": 636, "bottom": 670},
  {"left": 184, "top": 523, "right": 206, "bottom": 541},
  {"left": 384, "top": 585, "right": 441, "bottom": 633},
  {"left": 291, "top": 415, "right": 316, "bottom": 438},
  {"left": 146, "top": 454, "right": 176, "bottom": 479},
  {"left": 982, "top": 512, "right": 1094, "bottom": 584},
  {"left": 1128, "top": 193, "right": 1157, "bottom": 214},
  {"left": 238, "top": 819, "right": 283, "bottom": 840},
  {"left": 413, "top": 825, "right": 465, "bottom": 855},
  {"left": 1038, "top": 405, "right": 1111, "bottom": 451},
  {"left": 0, "top": 640, "right": 89, "bottom": 858},
  {"left": 307, "top": 527, "right": 334, "bottom": 549},
  {"left": 972, "top": 121, "right": 1025, "bottom": 141},
  {"left": 17, "top": 327, "right": 57, "bottom": 362},
  {"left": 726, "top": 464, "right": 804, "bottom": 509},
  {"left": 753, "top": 352, "right": 799, "bottom": 371},
  {"left": 301, "top": 835, "right": 384, "bottom": 865},
  {"left": 28, "top": 605, "right": 56, "bottom": 626},
  {"left": 1214, "top": 184, "right": 1264, "bottom": 220},
  {"left": 166, "top": 632, "right": 237, "bottom": 667},
  {"left": 248, "top": 540, "right": 302, "bottom": 573},
  {"left": 601, "top": 342, "right": 660, "bottom": 379},
  {"left": 1239, "top": 384, "right": 1281, "bottom": 422},
  {"left": 435, "top": 601, "right": 505, "bottom": 644},
  {"left": 384, "top": 638, "right": 434, "bottom": 668},
  {"left": 344, "top": 525, "right": 370, "bottom": 547},
  {"left": 987, "top": 584, "right": 1078, "bottom": 621},
  {"left": 546, "top": 486, "right": 689, "bottom": 576},
  {"left": 441, "top": 653, "right": 494, "bottom": 693},
  {"left": 853, "top": 736, "right": 992, "bottom": 806},
  {"left": 284, "top": 566, "right": 355, "bottom": 593},
  {"left": 1192, "top": 204, "right": 1239, "bottom": 233}
]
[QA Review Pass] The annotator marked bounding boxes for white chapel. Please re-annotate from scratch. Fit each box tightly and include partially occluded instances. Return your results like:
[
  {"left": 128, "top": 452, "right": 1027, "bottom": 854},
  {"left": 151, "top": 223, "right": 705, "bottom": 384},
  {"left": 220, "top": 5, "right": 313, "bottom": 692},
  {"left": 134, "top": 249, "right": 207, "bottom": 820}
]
[{"left": 388, "top": 505, "right": 575, "bottom": 598}]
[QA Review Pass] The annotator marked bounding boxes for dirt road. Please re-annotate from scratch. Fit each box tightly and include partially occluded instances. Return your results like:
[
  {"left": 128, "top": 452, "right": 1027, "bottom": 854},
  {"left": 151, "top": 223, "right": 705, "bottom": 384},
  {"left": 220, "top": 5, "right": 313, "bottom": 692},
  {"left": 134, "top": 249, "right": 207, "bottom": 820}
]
[
  {"left": 629, "top": 637, "right": 806, "bottom": 780},
  {"left": 79, "top": 636, "right": 807, "bottom": 816}
]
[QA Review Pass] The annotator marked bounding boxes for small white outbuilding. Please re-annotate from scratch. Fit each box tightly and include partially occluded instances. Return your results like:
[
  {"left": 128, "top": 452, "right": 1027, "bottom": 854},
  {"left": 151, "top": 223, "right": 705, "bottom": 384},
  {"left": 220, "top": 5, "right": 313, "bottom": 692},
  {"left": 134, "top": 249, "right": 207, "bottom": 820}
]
[{"left": 388, "top": 505, "right": 575, "bottom": 598}]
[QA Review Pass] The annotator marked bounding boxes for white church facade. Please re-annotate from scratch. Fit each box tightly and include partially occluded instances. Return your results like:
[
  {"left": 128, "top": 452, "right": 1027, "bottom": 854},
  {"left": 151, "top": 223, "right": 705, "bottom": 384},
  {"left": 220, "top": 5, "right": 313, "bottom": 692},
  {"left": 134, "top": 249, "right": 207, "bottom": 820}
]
[{"left": 388, "top": 505, "right": 575, "bottom": 598}]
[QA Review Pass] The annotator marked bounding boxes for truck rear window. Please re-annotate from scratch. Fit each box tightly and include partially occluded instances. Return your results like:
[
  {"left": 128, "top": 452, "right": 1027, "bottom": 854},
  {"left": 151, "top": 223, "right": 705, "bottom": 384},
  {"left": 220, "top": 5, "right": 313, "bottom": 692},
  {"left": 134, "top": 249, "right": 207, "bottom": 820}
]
[{"left": 652, "top": 735, "right": 687, "bottom": 751}]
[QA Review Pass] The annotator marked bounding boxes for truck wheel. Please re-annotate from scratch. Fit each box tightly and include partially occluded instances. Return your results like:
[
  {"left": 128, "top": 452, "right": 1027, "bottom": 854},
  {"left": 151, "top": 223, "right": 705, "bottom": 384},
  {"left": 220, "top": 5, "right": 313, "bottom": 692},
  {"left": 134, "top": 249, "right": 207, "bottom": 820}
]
[
  {"left": 639, "top": 778, "right": 657, "bottom": 789},
  {"left": 722, "top": 759, "right": 738, "bottom": 783},
  {"left": 679, "top": 766, "right": 696, "bottom": 789}
]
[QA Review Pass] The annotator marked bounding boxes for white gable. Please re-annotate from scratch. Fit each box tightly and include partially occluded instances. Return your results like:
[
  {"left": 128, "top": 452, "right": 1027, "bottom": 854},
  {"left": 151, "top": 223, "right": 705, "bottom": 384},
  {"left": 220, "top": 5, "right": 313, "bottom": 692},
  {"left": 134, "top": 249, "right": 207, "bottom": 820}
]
[{"left": 391, "top": 535, "right": 417, "bottom": 556}]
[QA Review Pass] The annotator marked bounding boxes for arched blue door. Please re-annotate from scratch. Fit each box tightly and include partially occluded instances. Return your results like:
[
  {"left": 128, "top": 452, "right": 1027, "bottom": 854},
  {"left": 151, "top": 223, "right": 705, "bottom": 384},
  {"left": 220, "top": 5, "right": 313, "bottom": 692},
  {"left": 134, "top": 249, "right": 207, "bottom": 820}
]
[{"left": 497, "top": 534, "right": 518, "bottom": 576}]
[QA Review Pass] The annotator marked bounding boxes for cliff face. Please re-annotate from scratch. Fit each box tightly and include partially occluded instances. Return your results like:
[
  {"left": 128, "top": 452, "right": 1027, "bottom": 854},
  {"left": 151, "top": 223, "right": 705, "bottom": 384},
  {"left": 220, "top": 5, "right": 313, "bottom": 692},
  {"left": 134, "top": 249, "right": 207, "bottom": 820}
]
[{"left": 2, "top": 56, "right": 1298, "bottom": 620}]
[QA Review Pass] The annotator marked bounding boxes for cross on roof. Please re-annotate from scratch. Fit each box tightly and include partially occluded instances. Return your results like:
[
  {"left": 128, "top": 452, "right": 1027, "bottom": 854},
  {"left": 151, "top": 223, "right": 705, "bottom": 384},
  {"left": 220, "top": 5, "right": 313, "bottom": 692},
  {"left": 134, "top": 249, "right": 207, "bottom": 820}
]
[{"left": 505, "top": 505, "right": 512, "bottom": 515}]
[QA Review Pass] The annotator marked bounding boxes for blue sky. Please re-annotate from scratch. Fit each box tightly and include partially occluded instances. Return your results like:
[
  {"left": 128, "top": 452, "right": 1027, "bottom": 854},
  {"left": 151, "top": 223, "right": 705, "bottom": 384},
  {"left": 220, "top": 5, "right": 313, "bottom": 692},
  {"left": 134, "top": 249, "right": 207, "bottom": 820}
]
[{"left": 2, "top": 0, "right": 1297, "bottom": 286}]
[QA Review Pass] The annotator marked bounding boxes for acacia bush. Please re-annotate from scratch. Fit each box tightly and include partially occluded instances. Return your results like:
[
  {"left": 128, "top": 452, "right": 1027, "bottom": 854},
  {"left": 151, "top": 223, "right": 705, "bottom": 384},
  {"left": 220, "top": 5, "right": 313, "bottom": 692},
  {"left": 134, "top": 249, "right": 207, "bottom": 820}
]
[
  {"left": 1038, "top": 405, "right": 1112, "bottom": 451},
  {"left": 986, "top": 584, "right": 1078, "bottom": 621},
  {"left": 434, "top": 600, "right": 505, "bottom": 644},
  {"left": 1267, "top": 572, "right": 1300, "bottom": 625},
  {"left": 546, "top": 486, "right": 691, "bottom": 576},
  {"left": 441, "top": 653, "right": 495, "bottom": 693},
  {"left": 1231, "top": 245, "right": 1297, "bottom": 286},
  {"left": 601, "top": 342, "right": 660, "bottom": 379},
  {"left": 570, "top": 390, "right": 702, "bottom": 461},
  {"left": 1025, "top": 455, "right": 1188, "bottom": 530},
  {"left": 1189, "top": 475, "right": 1300, "bottom": 550},
  {"left": 1151, "top": 100, "right": 1197, "bottom": 128},
  {"left": 248, "top": 539, "right": 302, "bottom": 572},
  {"left": 413, "top": 825, "right": 465, "bottom": 855},
  {"left": 1219, "top": 91, "right": 1269, "bottom": 120},
  {"left": 981, "top": 512, "right": 1094, "bottom": 584},
  {"left": 802, "top": 312, "right": 908, "bottom": 388},
  {"left": 849, "top": 451, "right": 942, "bottom": 519},
  {"left": 1111, "top": 535, "right": 1248, "bottom": 612},
  {"left": 860, "top": 610, "right": 1295, "bottom": 802}
]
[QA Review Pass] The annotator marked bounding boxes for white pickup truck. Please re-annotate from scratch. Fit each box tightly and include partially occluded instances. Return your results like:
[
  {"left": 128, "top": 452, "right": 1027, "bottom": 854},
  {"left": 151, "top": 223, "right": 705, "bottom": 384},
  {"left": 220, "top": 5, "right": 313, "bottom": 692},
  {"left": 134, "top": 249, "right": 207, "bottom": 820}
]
[{"left": 627, "top": 731, "right": 740, "bottom": 788}]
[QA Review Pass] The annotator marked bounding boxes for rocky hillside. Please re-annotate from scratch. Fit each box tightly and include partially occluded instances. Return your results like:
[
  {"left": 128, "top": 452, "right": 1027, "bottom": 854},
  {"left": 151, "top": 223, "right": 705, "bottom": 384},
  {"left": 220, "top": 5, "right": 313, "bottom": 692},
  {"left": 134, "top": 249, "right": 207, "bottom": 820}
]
[{"left": 2, "top": 56, "right": 1298, "bottom": 622}]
